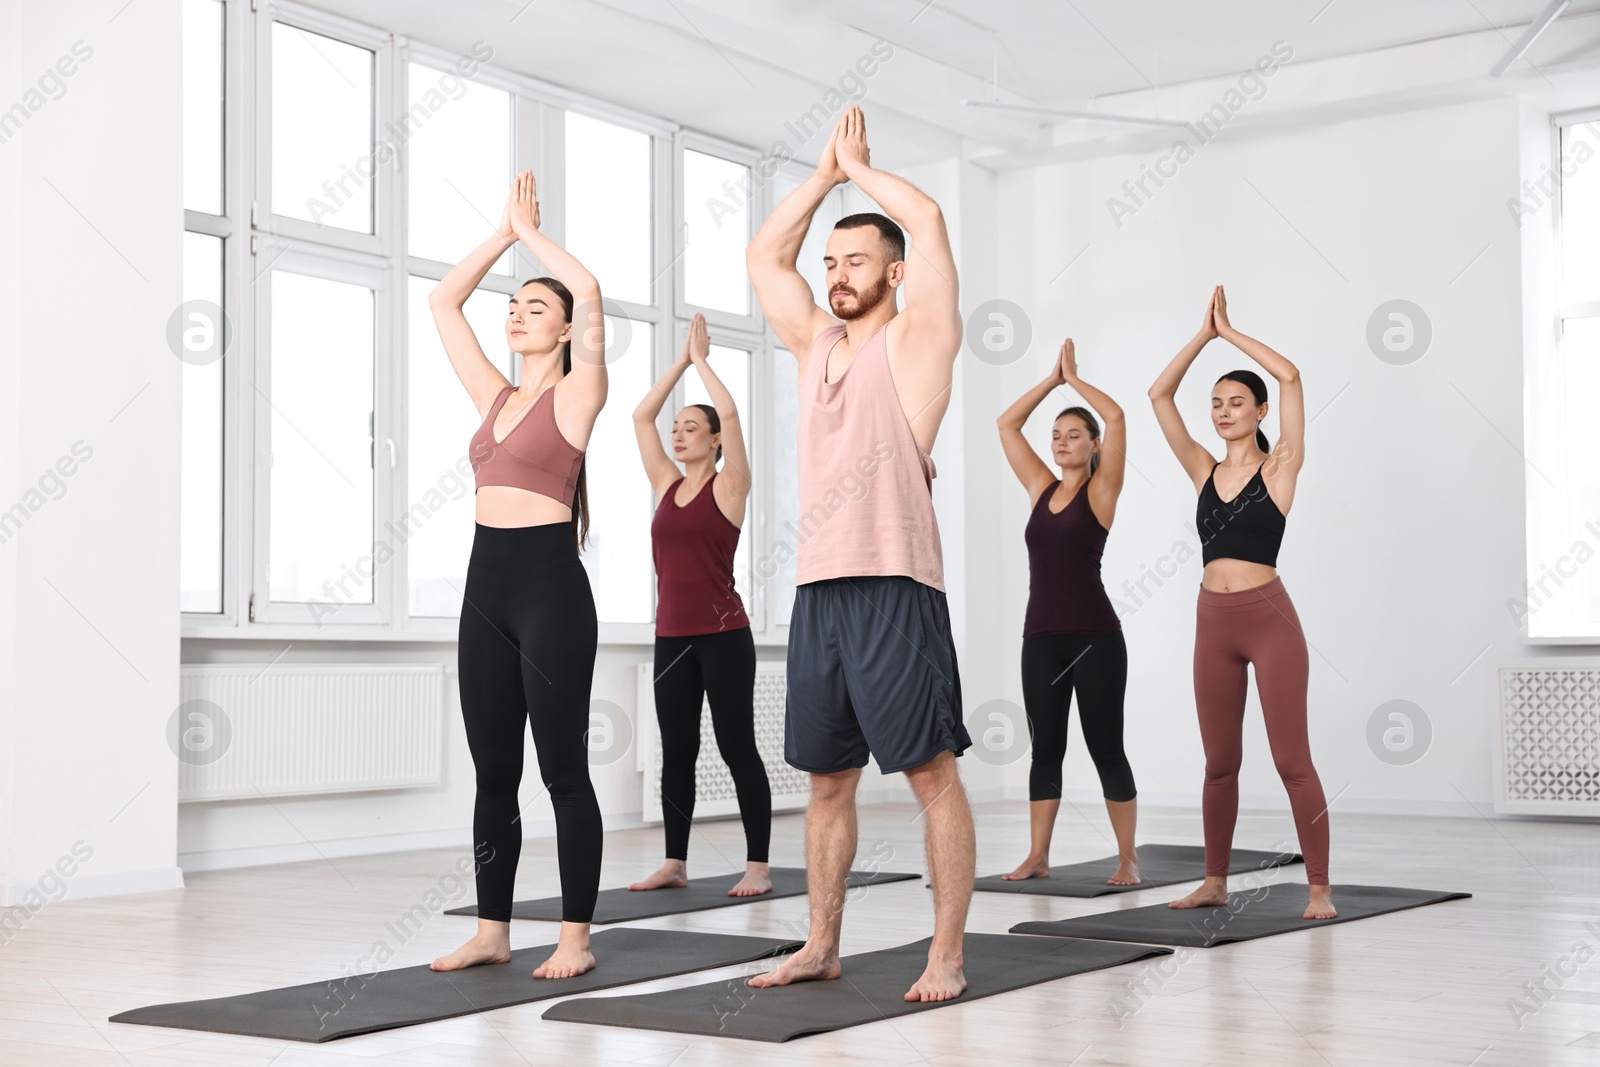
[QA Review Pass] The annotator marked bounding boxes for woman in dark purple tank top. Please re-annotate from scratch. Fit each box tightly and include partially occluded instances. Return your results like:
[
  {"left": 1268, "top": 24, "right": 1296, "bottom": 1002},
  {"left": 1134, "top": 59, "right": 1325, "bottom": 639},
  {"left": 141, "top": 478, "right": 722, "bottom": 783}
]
[
  {"left": 996, "top": 339, "right": 1140, "bottom": 886},
  {"left": 629, "top": 314, "right": 772, "bottom": 899}
]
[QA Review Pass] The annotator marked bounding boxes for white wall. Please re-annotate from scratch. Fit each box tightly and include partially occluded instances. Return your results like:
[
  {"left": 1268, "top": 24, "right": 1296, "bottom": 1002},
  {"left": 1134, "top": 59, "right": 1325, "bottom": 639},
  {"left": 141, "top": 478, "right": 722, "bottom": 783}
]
[
  {"left": 0, "top": 0, "right": 185, "bottom": 903},
  {"left": 983, "top": 94, "right": 1590, "bottom": 816}
]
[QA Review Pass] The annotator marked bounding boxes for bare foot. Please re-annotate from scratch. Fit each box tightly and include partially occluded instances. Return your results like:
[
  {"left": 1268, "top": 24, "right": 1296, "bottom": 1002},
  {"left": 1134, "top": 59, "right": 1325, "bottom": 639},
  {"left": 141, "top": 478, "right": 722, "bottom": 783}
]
[
  {"left": 1000, "top": 856, "right": 1051, "bottom": 881},
  {"left": 904, "top": 952, "right": 966, "bottom": 1003},
  {"left": 747, "top": 944, "right": 840, "bottom": 988},
  {"left": 628, "top": 860, "right": 689, "bottom": 891},
  {"left": 1168, "top": 878, "right": 1229, "bottom": 910},
  {"left": 532, "top": 940, "right": 595, "bottom": 979},
  {"left": 728, "top": 863, "right": 773, "bottom": 897},
  {"left": 430, "top": 933, "right": 511, "bottom": 971},
  {"left": 1107, "top": 856, "right": 1141, "bottom": 886},
  {"left": 1304, "top": 885, "right": 1336, "bottom": 920}
]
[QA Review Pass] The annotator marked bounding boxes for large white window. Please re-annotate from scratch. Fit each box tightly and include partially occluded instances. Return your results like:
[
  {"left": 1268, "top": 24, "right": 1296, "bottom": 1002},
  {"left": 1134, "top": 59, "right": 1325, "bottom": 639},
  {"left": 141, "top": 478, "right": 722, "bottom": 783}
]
[
  {"left": 182, "top": 0, "right": 224, "bottom": 216},
  {"left": 405, "top": 279, "right": 510, "bottom": 618},
  {"left": 682, "top": 148, "right": 751, "bottom": 316},
  {"left": 270, "top": 23, "right": 375, "bottom": 233},
  {"left": 183, "top": 2, "right": 801, "bottom": 641},
  {"left": 265, "top": 270, "right": 375, "bottom": 605},
  {"left": 565, "top": 112, "right": 653, "bottom": 304},
  {"left": 583, "top": 318, "right": 656, "bottom": 624},
  {"left": 180, "top": 0, "right": 228, "bottom": 615},
  {"left": 179, "top": 230, "right": 225, "bottom": 614},
  {"left": 1524, "top": 113, "right": 1600, "bottom": 640},
  {"left": 406, "top": 62, "right": 512, "bottom": 272}
]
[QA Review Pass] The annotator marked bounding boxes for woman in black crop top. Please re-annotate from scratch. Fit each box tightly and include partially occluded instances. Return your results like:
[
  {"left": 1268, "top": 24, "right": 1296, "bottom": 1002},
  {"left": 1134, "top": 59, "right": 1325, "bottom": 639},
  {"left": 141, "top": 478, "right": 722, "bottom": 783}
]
[
  {"left": 996, "top": 338, "right": 1139, "bottom": 886},
  {"left": 1149, "top": 286, "right": 1334, "bottom": 921}
]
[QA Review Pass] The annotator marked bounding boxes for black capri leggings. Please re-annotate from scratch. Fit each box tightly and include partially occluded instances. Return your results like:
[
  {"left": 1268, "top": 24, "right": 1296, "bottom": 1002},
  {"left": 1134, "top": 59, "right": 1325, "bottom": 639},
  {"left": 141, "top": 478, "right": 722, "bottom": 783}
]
[
  {"left": 457, "top": 522, "right": 602, "bottom": 924},
  {"left": 653, "top": 627, "right": 771, "bottom": 863},
  {"left": 1020, "top": 630, "right": 1136, "bottom": 803}
]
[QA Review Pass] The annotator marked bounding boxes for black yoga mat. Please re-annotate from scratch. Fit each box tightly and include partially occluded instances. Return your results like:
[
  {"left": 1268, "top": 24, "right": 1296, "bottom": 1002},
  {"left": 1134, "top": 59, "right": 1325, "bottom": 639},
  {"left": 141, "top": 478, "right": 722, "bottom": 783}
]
[
  {"left": 445, "top": 867, "right": 919, "bottom": 924},
  {"left": 108, "top": 928, "right": 802, "bottom": 1043},
  {"left": 1011, "top": 884, "right": 1471, "bottom": 947},
  {"left": 972, "top": 844, "right": 1302, "bottom": 898},
  {"left": 543, "top": 932, "right": 1170, "bottom": 1041}
]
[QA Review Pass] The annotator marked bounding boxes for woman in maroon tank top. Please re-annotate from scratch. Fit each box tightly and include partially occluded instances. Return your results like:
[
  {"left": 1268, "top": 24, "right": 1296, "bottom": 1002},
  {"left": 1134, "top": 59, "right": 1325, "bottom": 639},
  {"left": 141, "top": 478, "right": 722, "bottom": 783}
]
[
  {"left": 996, "top": 339, "right": 1140, "bottom": 886},
  {"left": 628, "top": 314, "right": 773, "bottom": 898}
]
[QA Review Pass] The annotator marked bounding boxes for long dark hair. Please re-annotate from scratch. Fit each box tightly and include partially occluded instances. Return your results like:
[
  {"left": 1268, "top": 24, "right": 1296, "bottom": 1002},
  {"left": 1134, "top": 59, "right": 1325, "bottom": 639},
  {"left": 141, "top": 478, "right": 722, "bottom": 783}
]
[
  {"left": 690, "top": 403, "right": 722, "bottom": 463},
  {"left": 524, "top": 276, "right": 590, "bottom": 550},
  {"left": 1216, "top": 369, "right": 1271, "bottom": 453},
  {"left": 1055, "top": 406, "right": 1102, "bottom": 476}
]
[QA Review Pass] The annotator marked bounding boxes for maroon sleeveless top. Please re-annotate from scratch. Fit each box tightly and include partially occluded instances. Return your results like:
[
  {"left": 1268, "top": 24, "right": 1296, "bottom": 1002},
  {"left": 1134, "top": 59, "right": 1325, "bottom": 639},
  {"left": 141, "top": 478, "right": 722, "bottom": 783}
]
[
  {"left": 1023, "top": 479, "right": 1121, "bottom": 637},
  {"left": 651, "top": 473, "right": 749, "bottom": 637}
]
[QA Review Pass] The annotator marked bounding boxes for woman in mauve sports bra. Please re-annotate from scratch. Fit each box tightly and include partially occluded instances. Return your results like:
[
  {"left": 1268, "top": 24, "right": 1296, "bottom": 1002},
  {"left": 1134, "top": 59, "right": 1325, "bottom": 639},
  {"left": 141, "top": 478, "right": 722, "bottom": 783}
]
[
  {"left": 996, "top": 338, "right": 1139, "bottom": 886},
  {"left": 1148, "top": 285, "right": 1334, "bottom": 921},
  {"left": 427, "top": 171, "right": 609, "bottom": 979},
  {"left": 627, "top": 313, "right": 773, "bottom": 899}
]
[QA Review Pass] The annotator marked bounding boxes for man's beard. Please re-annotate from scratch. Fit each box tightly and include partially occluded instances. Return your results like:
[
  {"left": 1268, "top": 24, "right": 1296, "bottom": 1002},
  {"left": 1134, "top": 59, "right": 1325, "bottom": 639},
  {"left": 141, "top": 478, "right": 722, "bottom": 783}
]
[{"left": 830, "top": 276, "right": 890, "bottom": 320}]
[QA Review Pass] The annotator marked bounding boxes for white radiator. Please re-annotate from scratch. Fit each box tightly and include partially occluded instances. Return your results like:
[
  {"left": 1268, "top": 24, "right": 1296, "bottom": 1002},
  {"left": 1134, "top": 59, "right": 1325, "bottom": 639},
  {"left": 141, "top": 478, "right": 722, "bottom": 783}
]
[
  {"left": 637, "top": 660, "right": 809, "bottom": 824},
  {"left": 1495, "top": 665, "right": 1600, "bottom": 815},
  {"left": 177, "top": 664, "right": 447, "bottom": 801}
]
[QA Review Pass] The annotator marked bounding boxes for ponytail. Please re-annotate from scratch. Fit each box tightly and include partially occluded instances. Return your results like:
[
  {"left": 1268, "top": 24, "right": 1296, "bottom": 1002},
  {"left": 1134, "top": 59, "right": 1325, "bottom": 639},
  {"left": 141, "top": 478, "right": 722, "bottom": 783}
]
[
  {"left": 691, "top": 403, "right": 723, "bottom": 463},
  {"left": 525, "top": 276, "right": 589, "bottom": 550}
]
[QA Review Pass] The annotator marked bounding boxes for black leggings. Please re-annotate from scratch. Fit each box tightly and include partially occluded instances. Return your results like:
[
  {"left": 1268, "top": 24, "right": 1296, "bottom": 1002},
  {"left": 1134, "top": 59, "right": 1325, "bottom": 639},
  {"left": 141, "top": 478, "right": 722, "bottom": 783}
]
[
  {"left": 653, "top": 628, "right": 771, "bottom": 863},
  {"left": 1020, "top": 630, "right": 1136, "bottom": 803},
  {"left": 458, "top": 522, "right": 601, "bottom": 924}
]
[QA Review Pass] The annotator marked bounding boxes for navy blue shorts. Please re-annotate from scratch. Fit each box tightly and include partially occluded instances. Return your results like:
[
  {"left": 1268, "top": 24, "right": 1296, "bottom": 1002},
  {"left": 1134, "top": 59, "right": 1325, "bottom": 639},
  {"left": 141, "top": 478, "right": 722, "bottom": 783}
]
[{"left": 785, "top": 576, "right": 969, "bottom": 775}]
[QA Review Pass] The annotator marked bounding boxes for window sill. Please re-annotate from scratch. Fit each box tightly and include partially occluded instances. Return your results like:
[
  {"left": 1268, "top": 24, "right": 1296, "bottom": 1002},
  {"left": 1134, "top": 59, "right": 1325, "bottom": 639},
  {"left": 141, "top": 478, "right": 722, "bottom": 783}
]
[
  {"left": 1519, "top": 634, "right": 1600, "bottom": 647},
  {"left": 181, "top": 617, "right": 791, "bottom": 648}
]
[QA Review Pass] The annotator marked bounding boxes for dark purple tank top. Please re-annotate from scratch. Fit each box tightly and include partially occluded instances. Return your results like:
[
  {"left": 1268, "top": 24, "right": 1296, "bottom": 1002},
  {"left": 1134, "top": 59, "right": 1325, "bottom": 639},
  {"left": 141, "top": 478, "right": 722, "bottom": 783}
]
[
  {"left": 1023, "top": 479, "right": 1121, "bottom": 637},
  {"left": 651, "top": 473, "right": 750, "bottom": 637}
]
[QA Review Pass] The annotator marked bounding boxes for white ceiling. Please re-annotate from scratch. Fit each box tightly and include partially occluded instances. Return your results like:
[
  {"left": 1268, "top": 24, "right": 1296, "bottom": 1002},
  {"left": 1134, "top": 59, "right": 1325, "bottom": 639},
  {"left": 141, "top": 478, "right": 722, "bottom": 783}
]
[{"left": 304, "top": 0, "right": 1600, "bottom": 166}]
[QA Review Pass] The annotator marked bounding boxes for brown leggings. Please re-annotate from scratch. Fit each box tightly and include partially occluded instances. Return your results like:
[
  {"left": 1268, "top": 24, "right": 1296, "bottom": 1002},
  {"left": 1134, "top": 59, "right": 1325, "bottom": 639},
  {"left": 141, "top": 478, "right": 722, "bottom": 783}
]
[{"left": 1193, "top": 577, "right": 1329, "bottom": 884}]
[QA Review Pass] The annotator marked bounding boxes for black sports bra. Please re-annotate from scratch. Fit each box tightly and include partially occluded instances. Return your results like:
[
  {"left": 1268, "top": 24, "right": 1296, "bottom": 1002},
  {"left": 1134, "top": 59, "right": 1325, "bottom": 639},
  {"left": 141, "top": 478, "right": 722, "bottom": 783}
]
[{"left": 1197, "top": 462, "right": 1285, "bottom": 567}]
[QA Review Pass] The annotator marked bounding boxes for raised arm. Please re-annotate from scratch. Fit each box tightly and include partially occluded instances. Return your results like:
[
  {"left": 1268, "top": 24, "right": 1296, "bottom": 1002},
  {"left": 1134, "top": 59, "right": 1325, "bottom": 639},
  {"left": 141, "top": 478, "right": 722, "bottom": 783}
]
[
  {"left": 1149, "top": 287, "right": 1222, "bottom": 489},
  {"left": 834, "top": 107, "right": 960, "bottom": 357},
  {"left": 996, "top": 356, "right": 1064, "bottom": 508},
  {"left": 633, "top": 330, "right": 692, "bottom": 503},
  {"left": 427, "top": 182, "right": 517, "bottom": 417},
  {"left": 1059, "top": 340, "right": 1126, "bottom": 527},
  {"left": 1213, "top": 286, "right": 1304, "bottom": 473},
  {"left": 746, "top": 131, "right": 843, "bottom": 364},
  {"left": 686, "top": 319, "right": 752, "bottom": 525},
  {"left": 507, "top": 171, "right": 607, "bottom": 429}
]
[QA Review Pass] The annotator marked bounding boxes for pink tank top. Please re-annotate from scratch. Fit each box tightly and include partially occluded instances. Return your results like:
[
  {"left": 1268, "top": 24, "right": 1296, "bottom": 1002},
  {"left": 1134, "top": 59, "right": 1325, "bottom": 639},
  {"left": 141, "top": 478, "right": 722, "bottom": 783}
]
[
  {"left": 469, "top": 385, "right": 585, "bottom": 507},
  {"left": 796, "top": 323, "right": 944, "bottom": 591}
]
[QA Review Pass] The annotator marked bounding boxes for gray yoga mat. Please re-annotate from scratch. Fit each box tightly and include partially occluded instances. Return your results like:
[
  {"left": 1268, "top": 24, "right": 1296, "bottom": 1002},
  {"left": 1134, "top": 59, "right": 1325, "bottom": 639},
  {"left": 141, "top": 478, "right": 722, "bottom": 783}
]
[
  {"left": 543, "top": 932, "right": 1170, "bottom": 1041},
  {"left": 445, "top": 867, "right": 918, "bottom": 924},
  {"left": 972, "top": 844, "right": 1302, "bottom": 898},
  {"left": 1010, "top": 884, "right": 1472, "bottom": 947},
  {"left": 108, "top": 928, "right": 802, "bottom": 1043}
]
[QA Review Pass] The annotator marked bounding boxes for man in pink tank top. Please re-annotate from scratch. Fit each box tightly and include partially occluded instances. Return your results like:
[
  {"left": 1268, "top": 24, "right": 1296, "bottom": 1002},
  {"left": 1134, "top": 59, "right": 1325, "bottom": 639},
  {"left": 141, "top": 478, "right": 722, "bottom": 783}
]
[{"left": 745, "top": 106, "right": 974, "bottom": 1004}]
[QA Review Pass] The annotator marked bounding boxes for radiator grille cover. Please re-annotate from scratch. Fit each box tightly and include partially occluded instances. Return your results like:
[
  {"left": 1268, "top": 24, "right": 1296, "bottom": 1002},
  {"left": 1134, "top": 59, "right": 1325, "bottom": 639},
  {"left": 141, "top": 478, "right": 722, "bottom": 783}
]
[
  {"left": 1496, "top": 666, "right": 1600, "bottom": 813},
  {"left": 177, "top": 664, "right": 447, "bottom": 801},
  {"left": 638, "top": 660, "right": 809, "bottom": 824}
]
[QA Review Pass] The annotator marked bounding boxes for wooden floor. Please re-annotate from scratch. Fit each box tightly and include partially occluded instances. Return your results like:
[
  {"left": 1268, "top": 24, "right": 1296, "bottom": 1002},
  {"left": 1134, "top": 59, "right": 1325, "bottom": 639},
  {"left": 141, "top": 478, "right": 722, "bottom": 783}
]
[{"left": 4, "top": 800, "right": 1598, "bottom": 1066}]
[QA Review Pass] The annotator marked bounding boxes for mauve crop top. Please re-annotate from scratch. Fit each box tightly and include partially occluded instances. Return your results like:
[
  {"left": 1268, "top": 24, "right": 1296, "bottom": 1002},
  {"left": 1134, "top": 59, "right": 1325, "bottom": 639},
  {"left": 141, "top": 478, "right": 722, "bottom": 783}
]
[{"left": 469, "top": 385, "right": 584, "bottom": 507}]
